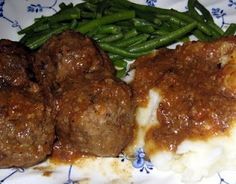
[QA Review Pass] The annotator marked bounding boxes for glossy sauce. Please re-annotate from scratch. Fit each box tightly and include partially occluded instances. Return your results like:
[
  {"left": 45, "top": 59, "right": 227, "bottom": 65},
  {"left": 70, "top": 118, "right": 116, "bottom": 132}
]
[
  {"left": 132, "top": 38, "right": 236, "bottom": 152},
  {"left": 51, "top": 141, "right": 90, "bottom": 164}
]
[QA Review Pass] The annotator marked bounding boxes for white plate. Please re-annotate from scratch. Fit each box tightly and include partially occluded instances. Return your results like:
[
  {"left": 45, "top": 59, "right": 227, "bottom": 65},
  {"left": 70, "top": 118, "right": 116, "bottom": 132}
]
[{"left": 0, "top": 0, "right": 236, "bottom": 183}]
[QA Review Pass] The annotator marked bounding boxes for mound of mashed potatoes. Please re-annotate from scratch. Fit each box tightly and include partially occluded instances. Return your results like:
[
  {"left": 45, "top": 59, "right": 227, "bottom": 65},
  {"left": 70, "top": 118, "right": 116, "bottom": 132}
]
[{"left": 126, "top": 36, "right": 236, "bottom": 183}]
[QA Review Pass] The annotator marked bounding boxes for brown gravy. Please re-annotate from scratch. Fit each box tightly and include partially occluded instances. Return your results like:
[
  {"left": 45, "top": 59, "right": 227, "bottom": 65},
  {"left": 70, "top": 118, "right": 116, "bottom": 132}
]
[
  {"left": 131, "top": 38, "right": 236, "bottom": 152},
  {"left": 51, "top": 141, "right": 91, "bottom": 164}
]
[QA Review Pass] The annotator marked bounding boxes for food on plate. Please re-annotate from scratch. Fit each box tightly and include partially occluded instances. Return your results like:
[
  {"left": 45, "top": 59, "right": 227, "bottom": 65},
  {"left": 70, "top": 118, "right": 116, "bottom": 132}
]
[
  {"left": 1, "top": 0, "right": 236, "bottom": 182},
  {"left": 33, "top": 31, "right": 114, "bottom": 89},
  {"left": 0, "top": 40, "right": 55, "bottom": 168},
  {"left": 0, "top": 40, "right": 29, "bottom": 86},
  {"left": 127, "top": 36, "right": 236, "bottom": 181},
  {"left": 18, "top": 0, "right": 236, "bottom": 77},
  {"left": 55, "top": 77, "right": 133, "bottom": 157},
  {"left": 0, "top": 31, "right": 134, "bottom": 167},
  {"left": 34, "top": 31, "right": 134, "bottom": 157}
]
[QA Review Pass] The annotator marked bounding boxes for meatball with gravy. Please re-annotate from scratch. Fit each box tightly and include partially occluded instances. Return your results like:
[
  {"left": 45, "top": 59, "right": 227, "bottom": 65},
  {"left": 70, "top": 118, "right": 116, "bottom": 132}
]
[
  {"left": 0, "top": 40, "right": 54, "bottom": 168},
  {"left": 34, "top": 31, "right": 134, "bottom": 157}
]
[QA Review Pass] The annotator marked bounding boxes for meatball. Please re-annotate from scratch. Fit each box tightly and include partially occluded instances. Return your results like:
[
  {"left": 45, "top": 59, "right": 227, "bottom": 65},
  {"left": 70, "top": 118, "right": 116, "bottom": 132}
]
[
  {"left": 34, "top": 31, "right": 115, "bottom": 89},
  {"left": 0, "top": 40, "right": 54, "bottom": 168},
  {"left": 34, "top": 31, "right": 134, "bottom": 157},
  {"left": 0, "top": 89, "right": 54, "bottom": 168},
  {"left": 55, "top": 77, "right": 134, "bottom": 156},
  {"left": 0, "top": 39, "right": 29, "bottom": 87}
]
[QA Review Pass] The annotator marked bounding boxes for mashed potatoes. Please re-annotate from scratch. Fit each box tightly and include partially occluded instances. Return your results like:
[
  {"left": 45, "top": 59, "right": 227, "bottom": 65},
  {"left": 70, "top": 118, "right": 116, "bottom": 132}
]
[{"left": 127, "top": 37, "right": 236, "bottom": 183}]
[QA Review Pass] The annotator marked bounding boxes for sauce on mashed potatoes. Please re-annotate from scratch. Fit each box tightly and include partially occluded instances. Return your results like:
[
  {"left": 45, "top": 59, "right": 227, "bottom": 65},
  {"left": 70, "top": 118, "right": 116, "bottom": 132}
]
[{"left": 131, "top": 37, "right": 236, "bottom": 152}]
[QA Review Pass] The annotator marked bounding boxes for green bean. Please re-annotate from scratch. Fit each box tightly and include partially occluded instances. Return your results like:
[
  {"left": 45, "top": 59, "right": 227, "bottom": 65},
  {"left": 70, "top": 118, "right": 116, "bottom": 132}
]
[
  {"left": 194, "top": 0, "right": 214, "bottom": 22},
  {"left": 26, "top": 34, "right": 51, "bottom": 50},
  {"left": 187, "top": 0, "right": 204, "bottom": 21},
  {"left": 83, "top": 2, "right": 97, "bottom": 12},
  {"left": 153, "top": 18, "right": 162, "bottom": 25},
  {"left": 113, "top": 20, "right": 131, "bottom": 27},
  {"left": 59, "top": 3, "right": 67, "bottom": 10},
  {"left": 18, "top": 19, "right": 47, "bottom": 34},
  {"left": 133, "top": 18, "right": 152, "bottom": 26},
  {"left": 153, "top": 30, "right": 170, "bottom": 36},
  {"left": 179, "top": 36, "right": 190, "bottom": 42},
  {"left": 99, "top": 42, "right": 152, "bottom": 58},
  {"left": 128, "top": 35, "right": 151, "bottom": 47},
  {"left": 108, "top": 54, "right": 122, "bottom": 60},
  {"left": 96, "top": 1, "right": 110, "bottom": 18},
  {"left": 78, "top": 19, "right": 90, "bottom": 27},
  {"left": 135, "top": 25, "right": 155, "bottom": 33},
  {"left": 109, "top": 0, "right": 212, "bottom": 38},
  {"left": 70, "top": 19, "right": 78, "bottom": 29},
  {"left": 116, "top": 68, "right": 127, "bottom": 78},
  {"left": 187, "top": 0, "right": 223, "bottom": 36},
  {"left": 25, "top": 24, "right": 69, "bottom": 49},
  {"left": 93, "top": 34, "right": 107, "bottom": 40},
  {"left": 86, "top": 29, "right": 97, "bottom": 37},
  {"left": 18, "top": 0, "right": 230, "bottom": 63},
  {"left": 156, "top": 14, "right": 185, "bottom": 26},
  {"left": 112, "top": 59, "right": 127, "bottom": 68},
  {"left": 114, "top": 34, "right": 149, "bottom": 47},
  {"left": 110, "top": 0, "right": 215, "bottom": 38},
  {"left": 98, "top": 33, "right": 123, "bottom": 42},
  {"left": 116, "top": 26, "right": 129, "bottom": 32},
  {"left": 224, "top": 23, "right": 236, "bottom": 36},
  {"left": 81, "top": 11, "right": 96, "bottom": 18},
  {"left": 123, "top": 29, "right": 138, "bottom": 39},
  {"left": 103, "top": 9, "right": 114, "bottom": 15},
  {"left": 109, "top": 7, "right": 125, "bottom": 13},
  {"left": 158, "top": 22, "right": 173, "bottom": 31},
  {"left": 97, "top": 25, "right": 121, "bottom": 34},
  {"left": 170, "top": 23, "right": 181, "bottom": 31},
  {"left": 109, "top": 0, "right": 170, "bottom": 15},
  {"left": 49, "top": 7, "right": 80, "bottom": 22},
  {"left": 129, "top": 22, "right": 197, "bottom": 53},
  {"left": 151, "top": 9, "right": 212, "bottom": 35},
  {"left": 22, "top": 6, "right": 80, "bottom": 30},
  {"left": 76, "top": 10, "right": 135, "bottom": 33},
  {"left": 153, "top": 30, "right": 190, "bottom": 42},
  {"left": 59, "top": 3, "right": 73, "bottom": 10},
  {"left": 208, "top": 22, "right": 224, "bottom": 36},
  {"left": 20, "top": 34, "right": 32, "bottom": 44},
  {"left": 33, "top": 23, "right": 50, "bottom": 32},
  {"left": 195, "top": 6, "right": 224, "bottom": 37},
  {"left": 171, "top": 10, "right": 212, "bottom": 36},
  {"left": 74, "top": 2, "right": 86, "bottom": 9},
  {"left": 193, "top": 30, "right": 211, "bottom": 41},
  {"left": 135, "top": 11, "right": 158, "bottom": 24}
]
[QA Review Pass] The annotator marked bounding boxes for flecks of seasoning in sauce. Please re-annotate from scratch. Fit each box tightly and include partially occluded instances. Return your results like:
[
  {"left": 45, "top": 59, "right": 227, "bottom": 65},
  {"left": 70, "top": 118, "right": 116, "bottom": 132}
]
[{"left": 131, "top": 37, "right": 236, "bottom": 153}]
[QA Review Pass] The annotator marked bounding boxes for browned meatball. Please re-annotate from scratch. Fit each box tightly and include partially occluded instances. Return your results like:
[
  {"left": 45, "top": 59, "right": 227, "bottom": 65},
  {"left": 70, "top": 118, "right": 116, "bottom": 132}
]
[
  {"left": 0, "top": 40, "right": 55, "bottom": 168},
  {"left": 34, "top": 31, "right": 134, "bottom": 157},
  {"left": 0, "top": 39, "right": 29, "bottom": 86},
  {"left": 55, "top": 77, "right": 134, "bottom": 156},
  {"left": 0, "top": 88, "right": 54, "bottom": 168},
  {"left": 34, "top": 31, "right": 115, "bottom": 89}
]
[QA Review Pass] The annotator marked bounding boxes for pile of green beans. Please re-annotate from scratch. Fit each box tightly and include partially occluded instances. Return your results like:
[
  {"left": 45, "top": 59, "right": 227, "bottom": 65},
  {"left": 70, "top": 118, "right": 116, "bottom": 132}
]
[{"left": 18, "top": 0, "right": 236, "bottom": 78}]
